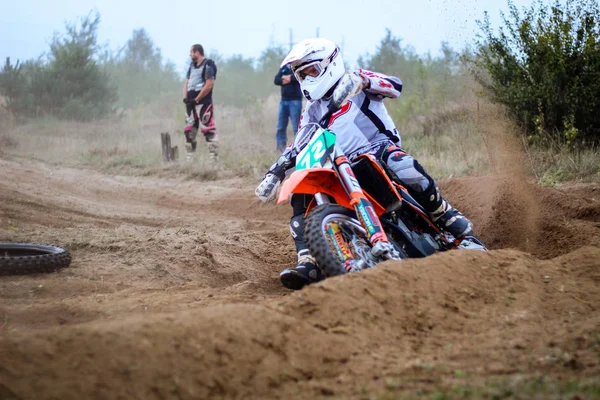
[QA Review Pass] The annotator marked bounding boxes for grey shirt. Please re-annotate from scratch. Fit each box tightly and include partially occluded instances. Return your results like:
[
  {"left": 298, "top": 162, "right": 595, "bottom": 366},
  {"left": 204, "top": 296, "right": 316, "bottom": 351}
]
[{"left": 186, "top": 59, "right": 216, "bottom": 92}]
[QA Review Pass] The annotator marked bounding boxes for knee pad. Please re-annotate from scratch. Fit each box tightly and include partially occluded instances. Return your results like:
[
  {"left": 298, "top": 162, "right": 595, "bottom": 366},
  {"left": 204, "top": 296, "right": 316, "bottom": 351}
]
[
  {"left": 185, "top": 143, "right": 197, "bottom": 154},
  {"left": 184, "top": 113, "right": 195, "bottom": 129},
  {"left": 291, "top": 194, "right": 312, "bottom": 216},
  {"left": 385, "top": 151, "right": 432, "bottom": 193},
  {"left": 203, "top": 131, "right": 217, "bottom": 142},
  {"left": 184, "top": 127, "right": 198, "bottom": 143}
]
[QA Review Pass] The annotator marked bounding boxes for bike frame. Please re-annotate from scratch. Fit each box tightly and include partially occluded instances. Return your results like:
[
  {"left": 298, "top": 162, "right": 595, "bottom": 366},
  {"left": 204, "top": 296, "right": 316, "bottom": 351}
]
[
  {"left": 277, "top": 145, "right": 455, "bottom": 254},
  {"left": 278, "top": 151, "right": 441, "bottom": 227},
  {"left": 278, "top": 144, "right": 396, "bottom": 246}
]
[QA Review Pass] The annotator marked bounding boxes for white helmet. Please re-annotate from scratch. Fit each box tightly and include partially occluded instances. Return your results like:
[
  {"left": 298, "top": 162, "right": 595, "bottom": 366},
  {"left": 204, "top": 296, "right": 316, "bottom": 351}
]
[{"left": 281, "top": 38, "right": 345, "bottom": 101}]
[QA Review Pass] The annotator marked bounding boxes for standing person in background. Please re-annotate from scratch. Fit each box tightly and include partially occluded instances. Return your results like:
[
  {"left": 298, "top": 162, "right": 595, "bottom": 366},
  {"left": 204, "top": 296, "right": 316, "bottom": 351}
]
[
  {"left": 183, "top": 44, "right": 218, "bottom": 161},
  {"left": 274, "top": 63, "right": 303, "bottom": 152}
]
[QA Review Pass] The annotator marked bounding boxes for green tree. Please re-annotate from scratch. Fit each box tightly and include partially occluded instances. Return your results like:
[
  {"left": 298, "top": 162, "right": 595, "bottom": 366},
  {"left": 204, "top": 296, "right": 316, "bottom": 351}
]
[
  {"left": 359, "top": 29, "right": 420, "bottom": 78},
  {"left": 0, "top": 11, "right": 117, "bottom": 120},
  {"left": 106, "top": 28, "right": 180, "bottom": 109},
  {"left": 213, "top": 44, "right": 285, "bottom": 108},
  {"left": 216, "top": 54, "right": 257, "bottom": 107},
  {"left": 256, "top": 45, "right": 288, "bottom": 96},
  {"left": 256, "top": 46, "right": 287, "bottom": 75},
  {"left": 359, "top": 30, "right": 467, "bottom": 122},
  {"left": 0, "top": 58, "right": 31, "bottom": 114},
  {"left": 44, "top": 11, "right": 116, "bottom": 119},
  {"left": 474, "top": 0, "right": 600, "bottom": 145}
]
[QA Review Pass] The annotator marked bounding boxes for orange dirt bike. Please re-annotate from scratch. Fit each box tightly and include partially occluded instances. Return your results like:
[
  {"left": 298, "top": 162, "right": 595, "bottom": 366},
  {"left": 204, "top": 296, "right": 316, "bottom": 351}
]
[{"left": 273, "top": 82, "right": 486, "bottom": 277}]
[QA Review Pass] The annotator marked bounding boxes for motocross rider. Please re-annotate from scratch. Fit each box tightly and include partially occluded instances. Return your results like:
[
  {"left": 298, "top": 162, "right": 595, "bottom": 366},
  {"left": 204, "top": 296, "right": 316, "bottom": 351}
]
[{"left": 256, "top": 38, "right": 473, "bottom": 290}]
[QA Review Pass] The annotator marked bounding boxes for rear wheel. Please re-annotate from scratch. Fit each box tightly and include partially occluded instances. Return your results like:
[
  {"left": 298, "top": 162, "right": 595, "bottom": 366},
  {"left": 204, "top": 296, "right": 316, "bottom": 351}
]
[{"left": 0, "top": 243, "right": 71, "bottom": 276}]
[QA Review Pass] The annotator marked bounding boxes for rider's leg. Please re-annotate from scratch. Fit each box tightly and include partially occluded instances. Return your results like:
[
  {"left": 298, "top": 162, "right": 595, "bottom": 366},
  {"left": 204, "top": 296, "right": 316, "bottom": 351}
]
[
  {"left": 184, "top": 102, "right": 198, "bottom": 160},
  {"left": 279, "top": 194, "right": 324, "bottom": 290},
  {"left": 381, "top": 145, "right": 473, "bottom": 239},
  {"left": 198, "top": 103, "right": 218, "bottom": 162}
]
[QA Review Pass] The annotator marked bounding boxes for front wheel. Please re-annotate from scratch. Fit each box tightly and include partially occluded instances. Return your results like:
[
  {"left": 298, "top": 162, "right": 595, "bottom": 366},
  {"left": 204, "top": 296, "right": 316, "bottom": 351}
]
[{"left": 304, "top": 204, "right": 403, "bottom": 277}]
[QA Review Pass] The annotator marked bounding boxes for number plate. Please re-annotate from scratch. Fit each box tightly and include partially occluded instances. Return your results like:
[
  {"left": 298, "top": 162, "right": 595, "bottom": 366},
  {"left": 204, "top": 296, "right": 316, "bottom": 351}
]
[{"left": 296, "top": 129, "right": 336, "bottom": 170}]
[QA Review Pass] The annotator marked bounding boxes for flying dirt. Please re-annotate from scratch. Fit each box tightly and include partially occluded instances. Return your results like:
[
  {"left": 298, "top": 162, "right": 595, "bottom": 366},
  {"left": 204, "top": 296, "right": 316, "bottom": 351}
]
[{"left": 0, "top": 155, "right": 599, "bottom": 399}]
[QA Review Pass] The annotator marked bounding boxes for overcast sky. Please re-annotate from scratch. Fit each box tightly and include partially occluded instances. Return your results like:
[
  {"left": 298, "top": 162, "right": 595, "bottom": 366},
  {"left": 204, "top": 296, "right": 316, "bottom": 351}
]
[{"left": 2, "top": 0, "right": 546, "bottom": 73}]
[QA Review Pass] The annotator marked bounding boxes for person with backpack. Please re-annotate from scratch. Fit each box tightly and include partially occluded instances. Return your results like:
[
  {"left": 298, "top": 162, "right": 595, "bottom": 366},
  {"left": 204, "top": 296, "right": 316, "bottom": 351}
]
[{"left": 183, "top": 44, "right": 218, "bottom": 161}]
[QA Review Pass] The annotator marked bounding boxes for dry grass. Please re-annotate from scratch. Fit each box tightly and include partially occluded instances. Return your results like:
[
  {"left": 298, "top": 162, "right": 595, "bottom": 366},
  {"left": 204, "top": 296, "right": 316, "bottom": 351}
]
[
  {"left": 466, "top": 102, "right": 599, "bottom": 185},
  {"left": 2, "top": 94, "right": 493, "bottom": 182},
  {"left": 0, "top": 95, "right": 283, "bottom": 181},
  {"left": 525, "top": 139, "right": 600, "bottom": 186},
  {"left": 399, "top": 98, "right": 599, "bottom": 185},
  {"left": 0, "top": 98, "right": 17, "bottom": 152},
  {"left": 1, "top": 94, "right": 597, "bottom": 185},
  {"left": 398, "top": 100, "right": 492, "bottom": 179}
]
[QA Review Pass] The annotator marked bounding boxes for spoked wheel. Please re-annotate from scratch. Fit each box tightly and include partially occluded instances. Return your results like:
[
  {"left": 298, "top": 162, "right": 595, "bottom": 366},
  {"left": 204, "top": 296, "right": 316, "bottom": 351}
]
[
  {"left": 304, "top": 204, "right": 386, "bottom": 277},
  {"left": 0, "top": 243, "right": 72, "bottom": 276}
]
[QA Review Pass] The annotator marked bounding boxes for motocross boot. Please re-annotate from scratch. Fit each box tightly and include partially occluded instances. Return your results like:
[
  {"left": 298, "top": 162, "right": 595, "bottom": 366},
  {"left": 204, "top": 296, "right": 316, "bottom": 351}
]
[
  {"left": 202, "top": 129, "right": 219, "bottom": 162},
  {"left": 185, "top": 143, "right": 196, "bottom": 162},
  {"left": 184, "top": 127, "right": 198, "bottom": 162},
  {"left": 417, "top": 184, "right": 473, "bottom": 240},
  {"left": 207, "top": 141, "right": 219, "bottom": 162},
  {"left": 279, "top": 249, "right": 324, "bottom": 290}
]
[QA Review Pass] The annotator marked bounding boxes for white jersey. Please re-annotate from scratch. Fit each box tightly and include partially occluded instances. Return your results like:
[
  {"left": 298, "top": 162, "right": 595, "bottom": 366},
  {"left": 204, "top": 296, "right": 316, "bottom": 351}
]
[{"left": 298, "top": 69, "right": 403, "bottom": 158}]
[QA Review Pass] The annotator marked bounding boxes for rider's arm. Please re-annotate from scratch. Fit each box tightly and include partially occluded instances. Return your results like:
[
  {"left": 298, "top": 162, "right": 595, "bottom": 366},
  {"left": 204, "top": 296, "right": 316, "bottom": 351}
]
[
  {"left": 256, "top": 148, "right": 296, "bottom": 201},
  {"left": 183, "top": 79, "right": 189, "bottom": 98},
  {"left": 358, "top": 69, "right": 403, "bottom": 99},
  {"left": 266, "top": 147, "right": 296, "bottom": 180},
  {"left": 183, "top": 64, "right": 191, "bottom": 98},
  {"left": 265, "top": 101, "right": 314, "bottom": 178}
]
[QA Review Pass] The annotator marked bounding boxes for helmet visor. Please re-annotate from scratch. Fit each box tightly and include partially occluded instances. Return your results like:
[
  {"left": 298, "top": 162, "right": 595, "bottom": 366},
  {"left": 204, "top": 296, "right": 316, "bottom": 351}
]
[{"left": 293, "top": 61, "right": 323, "bottom": 83}]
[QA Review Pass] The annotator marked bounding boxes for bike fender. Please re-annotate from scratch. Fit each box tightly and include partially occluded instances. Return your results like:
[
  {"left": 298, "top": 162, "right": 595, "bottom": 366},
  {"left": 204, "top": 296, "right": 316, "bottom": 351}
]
[
  {"left": 277, "top": 169, "right": 386, "bottom": 215},
  {"left": 277, "top": 169, "right": 350, "bottom": 207}
]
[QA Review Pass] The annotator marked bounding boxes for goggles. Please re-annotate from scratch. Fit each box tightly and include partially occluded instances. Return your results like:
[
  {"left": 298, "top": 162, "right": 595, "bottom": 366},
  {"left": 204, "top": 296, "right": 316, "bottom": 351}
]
[{"left": 293, "top": 61, "right": 323, "bottom": 82}]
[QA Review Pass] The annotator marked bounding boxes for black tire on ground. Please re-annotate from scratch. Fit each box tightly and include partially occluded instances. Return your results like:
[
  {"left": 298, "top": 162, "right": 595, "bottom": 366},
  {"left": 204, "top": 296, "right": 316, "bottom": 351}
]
[
  {"left": 304, "top": 204, "right": 369, "bottom": 277},
  {"left": 0, "top": 243, "right": 72, "bottom": 276}
]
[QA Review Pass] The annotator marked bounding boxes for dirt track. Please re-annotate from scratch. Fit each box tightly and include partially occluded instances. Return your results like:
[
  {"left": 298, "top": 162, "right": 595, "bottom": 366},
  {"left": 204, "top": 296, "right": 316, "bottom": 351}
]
[{"left": 1, "top": 155, "right": 599, "bottom": 399}]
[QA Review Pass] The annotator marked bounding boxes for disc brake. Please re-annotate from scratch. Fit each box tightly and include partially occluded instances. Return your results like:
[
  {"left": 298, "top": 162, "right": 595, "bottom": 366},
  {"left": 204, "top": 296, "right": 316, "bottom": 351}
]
[{"left": 326, "top": 222, "right": 377, "bottom": 272}]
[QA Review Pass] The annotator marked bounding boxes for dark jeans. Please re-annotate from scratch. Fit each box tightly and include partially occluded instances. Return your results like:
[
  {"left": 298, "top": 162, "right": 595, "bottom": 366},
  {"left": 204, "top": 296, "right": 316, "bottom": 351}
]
[{"left": 276, "top": 99, "right": 302, "bottom": 149}]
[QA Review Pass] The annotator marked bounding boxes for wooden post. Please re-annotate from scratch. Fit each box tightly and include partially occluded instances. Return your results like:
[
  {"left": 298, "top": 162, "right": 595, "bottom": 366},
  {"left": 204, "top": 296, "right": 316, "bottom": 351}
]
[
  {"left": 161, "top": 132, "right": 169, "bottom": 162},
  {"left": 160, "top": 132, "right": 179, "bottom": 162},
  {"left": 165, "top": 132, "right": 171, "bottom": 160}
]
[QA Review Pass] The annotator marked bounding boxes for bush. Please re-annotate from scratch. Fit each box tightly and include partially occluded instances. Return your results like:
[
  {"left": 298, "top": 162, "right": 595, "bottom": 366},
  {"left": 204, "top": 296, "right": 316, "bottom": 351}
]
[
  {"left": 0, "top": 12, "right": 116, "bottom": 120},
  {"left": 473, "top": 0, "right": 600, "bottom": 146}
]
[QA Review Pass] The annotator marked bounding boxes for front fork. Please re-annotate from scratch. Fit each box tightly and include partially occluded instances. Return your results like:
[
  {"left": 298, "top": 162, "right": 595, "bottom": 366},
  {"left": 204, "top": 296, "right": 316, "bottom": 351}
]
[
  {"left": 314, "top": 154, "right": 391, "bottom": 247},
  {"left": 335, "top": 155, "right": 391, "bottom": 246}
]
